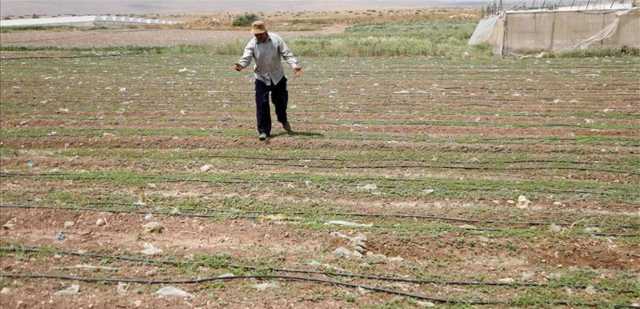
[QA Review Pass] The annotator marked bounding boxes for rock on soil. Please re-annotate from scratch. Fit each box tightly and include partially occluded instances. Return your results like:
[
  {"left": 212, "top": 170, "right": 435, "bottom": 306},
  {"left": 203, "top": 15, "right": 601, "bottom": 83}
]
[
  {"left": 54, "top": 284, "right": 80, "bottom": 296},
  {"left": 96, "top": 218, "right": 107, "bottom": 226},
  {"left": 325, "top": 220, "right": 372, "bottom": 228},
  {"left": 252, "top": 282, "right": 279, "bottom": 291},
  {"left": 334, "top": 247, "right": 363, "bottom": 258},
  {"left": 155, "top": 286, "right": 193, "bottom": 298},
  {"left": 517, "top": 195, "right": 531, "bottom": 209},
  {"left": 117, "top": 282, "right": 129, "bottom": 295},
  {"left": 142, "top": 222, "right": 165, "bottom": 233},
  {"left": 2, "top": 217, "right": 17, "bottom": 230},
  {"left": 141, "top": 243, "right": 163, "bottom": 255}
]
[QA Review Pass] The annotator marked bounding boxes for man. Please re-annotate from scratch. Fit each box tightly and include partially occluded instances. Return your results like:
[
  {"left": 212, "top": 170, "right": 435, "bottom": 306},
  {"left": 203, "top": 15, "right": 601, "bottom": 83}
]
[{"left": 234, "top": 20, "right": 303, "bottom": 141}]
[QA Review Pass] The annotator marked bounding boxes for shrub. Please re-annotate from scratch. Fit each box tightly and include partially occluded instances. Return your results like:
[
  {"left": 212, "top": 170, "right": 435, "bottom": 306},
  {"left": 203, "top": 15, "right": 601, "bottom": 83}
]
[{"left": 232, "top": 13, "right": 259, "bottom": 27}]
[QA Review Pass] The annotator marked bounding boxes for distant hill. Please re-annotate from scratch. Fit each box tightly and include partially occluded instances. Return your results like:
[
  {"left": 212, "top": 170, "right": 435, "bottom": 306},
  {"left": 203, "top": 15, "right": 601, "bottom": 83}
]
[{"left": 1, "top": 0, "right": 484, "bottom": 17}]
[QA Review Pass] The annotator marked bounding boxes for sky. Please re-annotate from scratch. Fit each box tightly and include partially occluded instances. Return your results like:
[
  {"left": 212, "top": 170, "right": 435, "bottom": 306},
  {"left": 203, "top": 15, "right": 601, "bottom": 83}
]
[{"left": 0, "top": 0, "right": 485, "bottom": 17}]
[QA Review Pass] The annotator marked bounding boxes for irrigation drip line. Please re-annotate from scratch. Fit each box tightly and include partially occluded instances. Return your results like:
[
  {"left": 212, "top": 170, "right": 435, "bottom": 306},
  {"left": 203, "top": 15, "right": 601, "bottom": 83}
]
[
  {"left": 0, "top": 203, "right": 575, "bottom": 227},
  {"left": 0, "top": 203, "right": 547, "bottom": 226},
  {"left": 254, "top": 162, "right": 636, "bottom": 175},
  {"left": 0, "top": 172, "right": 628, "bottom": 197},
  {"left": 0, "top": 149, "right": 631, "bottom": 173},
  {"left": 1, "top": 245, "right": 634, "bottom": 294},
  {"left": 2, "top": 146, "right": 628, "bottom": 172},
  {"left": 4, "top": 132, "right": 638, "bottom": 149},
  {"left": 0, "top": 273, "right": 512, "bottom": 307},
  {"left": 2, "top": 204, "right": 638, "bottom": 236},
  {"left": 1, "top": 272, "right": 621, "bottom": 307},
  {"left": 0, "top": 52, "right": 143, "bottom": 61},
  {"left": 0, "top": 172, "right": 269, "bottom": 185}
]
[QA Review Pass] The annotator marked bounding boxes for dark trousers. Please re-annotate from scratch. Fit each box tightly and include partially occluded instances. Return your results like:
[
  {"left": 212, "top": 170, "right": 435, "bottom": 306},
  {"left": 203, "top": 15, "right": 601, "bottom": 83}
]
[{"left": 255, "top": 77, "right": 288, "bottom": 135}]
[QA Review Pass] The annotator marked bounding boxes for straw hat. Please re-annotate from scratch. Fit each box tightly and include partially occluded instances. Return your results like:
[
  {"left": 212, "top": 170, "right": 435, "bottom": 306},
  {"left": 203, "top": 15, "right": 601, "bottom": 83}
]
[{"left": 251, "top": 20, "right": 267, "bottom": 34}]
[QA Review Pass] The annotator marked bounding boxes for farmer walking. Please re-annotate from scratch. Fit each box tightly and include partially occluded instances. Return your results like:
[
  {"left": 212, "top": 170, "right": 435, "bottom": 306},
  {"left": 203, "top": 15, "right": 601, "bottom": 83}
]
[{"left": 234, "top": 20, "right": 303, "bottom": 141}]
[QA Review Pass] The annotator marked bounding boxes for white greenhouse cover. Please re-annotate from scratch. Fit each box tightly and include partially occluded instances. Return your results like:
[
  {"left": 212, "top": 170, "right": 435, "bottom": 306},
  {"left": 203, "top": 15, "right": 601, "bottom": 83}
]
[
  {"left": 469, "top": 8, "right": 640, "bottom": 55},
  {"left": 0, "top": 16, "right": 179, "bottom": 28}
]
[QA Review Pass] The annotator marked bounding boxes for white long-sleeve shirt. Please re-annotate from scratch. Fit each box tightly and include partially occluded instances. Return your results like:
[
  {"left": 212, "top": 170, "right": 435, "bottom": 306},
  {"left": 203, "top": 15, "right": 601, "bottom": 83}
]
[{"left": 236, "top": 32, "right": 299, "bottom": 86}]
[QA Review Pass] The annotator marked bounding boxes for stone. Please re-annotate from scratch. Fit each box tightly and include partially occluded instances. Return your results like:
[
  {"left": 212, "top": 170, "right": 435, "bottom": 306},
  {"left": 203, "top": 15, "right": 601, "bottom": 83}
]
[
  {"left": 217, "top": 273, "right": 235, "bottom": 278},
  {"left": 334, "top": 247, "right": 362, "bottom": 259},
  {"left": 584, "top": 227, "right": 602, "bottom": 234},
  {"left": 366, "top": 252, "right": 388, "bottom": 263},
  {"left": 143, "top": 222, "right": 164, "bottom": 233},
  {"left": 585, "top": 285, "right": 597, "bottom": 295},
  {"left": 54, "top": 284, "right": 80, "bottom": 296},
  {"left": 358, "top": 183, "right": 378, "bottom": 191},
  {"left": 325, "top": 220, "right": 372, "bottom": 228},
  {"left": 252, "top": 282, "right": 279, "bottom": 291},
  {"left": 96, "top": 218, "right": 106, "bottom": 226},
  {"left": 307, "top": 260, "right": 322, "bottom": 267},
  {"left": 345, "top": 284, "right": 363, "bottom": 294},
  {"left": 70, "top": 264, "right": 119, "bottom": 272},
  {"left": 516, "top": 195, "right": 531, "bottom": 209},
  {"left": 2, "top": 218, "right": 17, "bottom": 230},
  {"left": 388, "top": 256, "right": 404, "bottom": 263},
  {"left": 200, "top": 164, "right": 212, "bottom": 172},
  {"left": 353, "top": 244, "right": 367, "bottom": 254},
  {"left": 55, "top": 232, "right": 65, "bottom": 241},
  {"left": 459, "top": 224, "right": 477, "bottom": 230},
  {"left": 141, "top": 243, "right": 162, "bottom": 256},
  {"left": 155, "top": 286, "right": 192, "bottom": 298},
  {"left": 417, "top": 301, "right": 436, "bottom": 307},
  {"left": 334, "top": 247, "right": 352, "bottom": 258},
  {"left": 549, "top": 224, "right": 563, "bottom": 233},
  {"left": 498, "top": 278, "right": 515, "bottom": 284},
  {"left": 0, "top": 287, "right": 10, "bottom": 294},
  {"left": 117, "top": 282, "right": 129, "bottom": 295},
  {"left": 521, "top": 272, "right": 535, "bottom": 281},
  {"left": 144, "top": 214, "right": 153, "bottom": 221},
  {"left": 64, "top": 221, "right": 75, "bottom": 228}
]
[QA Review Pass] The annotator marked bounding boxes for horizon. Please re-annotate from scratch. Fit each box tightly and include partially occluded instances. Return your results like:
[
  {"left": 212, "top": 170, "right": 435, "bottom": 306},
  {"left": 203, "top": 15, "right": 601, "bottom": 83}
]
[{"left": 1, "top": 0, "right": 485, "bottom": 17}]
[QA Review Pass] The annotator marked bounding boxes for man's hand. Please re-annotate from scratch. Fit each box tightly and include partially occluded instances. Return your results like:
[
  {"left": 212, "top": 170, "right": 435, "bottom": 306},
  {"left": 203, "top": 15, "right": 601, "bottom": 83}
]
[
  {"left": 233, "top": 64, "right": 244, "bottom": 72},
  {"left": 293, "top": 67, "right": 303, "bottom": 77}
]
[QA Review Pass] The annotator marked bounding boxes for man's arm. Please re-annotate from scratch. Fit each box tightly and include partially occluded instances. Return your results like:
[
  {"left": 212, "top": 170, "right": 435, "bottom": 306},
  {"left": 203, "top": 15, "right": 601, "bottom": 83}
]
[
  {"left": 235, "top": 41, "right": 254, "bottom": 71},
  {"left": 279, "top": 40, "right": 298, "bottom": 68},
  {"left": 279, "top": 39, "right": 303, "bottom": 76}
]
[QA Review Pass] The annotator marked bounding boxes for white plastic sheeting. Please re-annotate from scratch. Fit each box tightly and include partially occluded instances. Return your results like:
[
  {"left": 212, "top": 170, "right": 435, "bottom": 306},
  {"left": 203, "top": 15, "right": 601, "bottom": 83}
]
[
  {"left": 468, "top": 15, "right": 499, "bottom": 45},
  {"left": 469, "top": 8, "right": 640, "bottom": 55},
  {"left": 0, "top": 15, "right": 179, "bottom": 28}
]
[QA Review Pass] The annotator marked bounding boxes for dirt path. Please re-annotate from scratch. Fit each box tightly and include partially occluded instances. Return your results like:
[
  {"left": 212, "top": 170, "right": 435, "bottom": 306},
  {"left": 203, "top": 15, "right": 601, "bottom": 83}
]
[{"left": 0, "top": 26, "right": 347, "bottom": 48}]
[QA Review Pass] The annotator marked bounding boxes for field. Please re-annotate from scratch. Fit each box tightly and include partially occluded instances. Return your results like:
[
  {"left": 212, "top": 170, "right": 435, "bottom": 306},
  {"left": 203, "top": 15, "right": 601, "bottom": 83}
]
[{"left": 1, "top": 12, "right": 639, "bottom": 308}]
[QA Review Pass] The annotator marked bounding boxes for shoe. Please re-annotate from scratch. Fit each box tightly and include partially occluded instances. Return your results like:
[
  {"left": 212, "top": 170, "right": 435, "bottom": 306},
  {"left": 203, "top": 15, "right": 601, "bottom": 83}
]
[
  {"left": 258, "top": 133, "right": 268, "bottom": 141},
  {"left": 282, "top": 122, "right": 293, "bottom": 134}
]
